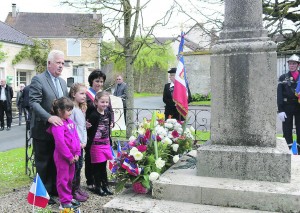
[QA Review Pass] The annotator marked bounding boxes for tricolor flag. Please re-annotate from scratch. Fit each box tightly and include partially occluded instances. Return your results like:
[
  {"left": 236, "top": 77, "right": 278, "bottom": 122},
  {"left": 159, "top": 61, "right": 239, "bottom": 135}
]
[
  {"left": 108, "top": 141, "right": 122, "bottom": 171},
  {"left": 173, "top": 32, "right": 189, "bottom": 119},
  {"left": 27, "top": 173, "right": 50, "bottom": 208},
  {"left": 121, "top": 158, "right": 142, "bottom": 176}
]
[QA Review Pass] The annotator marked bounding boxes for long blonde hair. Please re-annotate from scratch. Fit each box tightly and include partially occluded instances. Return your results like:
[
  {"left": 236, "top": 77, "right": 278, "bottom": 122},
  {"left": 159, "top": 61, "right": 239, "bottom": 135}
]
[{"left": 69, "top": 83, "right": 87, "bottom": 112}]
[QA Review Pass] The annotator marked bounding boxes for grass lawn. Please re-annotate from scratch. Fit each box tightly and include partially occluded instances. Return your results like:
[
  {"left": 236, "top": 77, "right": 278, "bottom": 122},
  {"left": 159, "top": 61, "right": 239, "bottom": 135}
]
[
  {"left": 190, "top": 101, "right": 211, "bottom": 106},
  {"left": 0, "top": 148, "right": 32, "bottom": 195},
  {"left": 134, "top": 92, "right": 161, "bottom": 98}
]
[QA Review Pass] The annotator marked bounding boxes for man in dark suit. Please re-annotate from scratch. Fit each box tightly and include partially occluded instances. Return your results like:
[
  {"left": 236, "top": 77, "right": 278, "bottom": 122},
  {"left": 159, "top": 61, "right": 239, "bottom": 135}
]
[
  {"left": 16, "top": 83, "right": 26, "bottom": 125},
  {"left": 21, "top": 85, "right": 30, "bottom": 122},
  {"left": 29, "top": 50, "right": 68, "bottom": 204},
  {"left": 0, "top": 79, "right": 13, "bottom": 131},
  {"left": 163, "top": 68, "right": 191, "bottom": 121},
  {"left": 113, "top": 74, "right": 127, "bottom": 122}
]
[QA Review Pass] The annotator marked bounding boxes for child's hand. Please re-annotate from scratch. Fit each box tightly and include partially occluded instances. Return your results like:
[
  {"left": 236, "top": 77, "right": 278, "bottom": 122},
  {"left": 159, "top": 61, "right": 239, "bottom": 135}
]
[
  {"left": 81, "top": 144, "right": 86, "bottom": 149},
  {"left": 74, "top": 155, "right": 79, "bottom": 162},
  {"left": 86, "top": 120, "right": 92, "bottom": 129}
]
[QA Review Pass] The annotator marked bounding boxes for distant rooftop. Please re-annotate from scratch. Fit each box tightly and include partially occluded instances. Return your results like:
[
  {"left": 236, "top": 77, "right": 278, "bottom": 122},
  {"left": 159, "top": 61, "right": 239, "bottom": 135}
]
[
  {"left": 5, "top": 12, "right": 102, "bottom": 38},
  {"left": 0, "top": 21, "right": 33, "bottom": 45}
]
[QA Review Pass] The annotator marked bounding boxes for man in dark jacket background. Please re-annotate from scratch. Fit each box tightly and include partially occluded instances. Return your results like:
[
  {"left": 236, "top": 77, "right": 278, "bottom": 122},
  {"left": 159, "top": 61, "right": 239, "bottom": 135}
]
[
  {"left": 277, "top": 54, "right": 300, "bottom": 153},
  {"left": 163, "top": 68, "right": 191, "bottom": 121},
  {"left": 0, "top": 79, "right": 13, "bottom": 131}
]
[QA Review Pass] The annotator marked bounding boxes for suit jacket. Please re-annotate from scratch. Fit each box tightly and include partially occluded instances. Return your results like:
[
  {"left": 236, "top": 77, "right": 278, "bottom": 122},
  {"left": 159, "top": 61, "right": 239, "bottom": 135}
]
[
  {"left": 16, "top": 90, "right": 23, "bottom": 107},
  {"left": 29, "top": 71, "right": 68, "bottom": 140},
  {"left": 21, "top": 85, "right": 30, "bottom": 108},
  {"left": 0, "top": 85, "right": 13, "bottom": 110},
  {"left": 163, "top": 83, "right": 192, "bottom": 115},
  {"left": 113, "top": 82, "right": 127, "bottom": 107}
]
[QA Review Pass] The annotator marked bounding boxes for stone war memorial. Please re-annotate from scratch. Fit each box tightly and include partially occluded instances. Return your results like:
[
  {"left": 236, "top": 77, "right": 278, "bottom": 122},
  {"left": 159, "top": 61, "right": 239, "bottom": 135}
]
[{"left": 103, "top": 0, "right": 300, "bottom": 212}]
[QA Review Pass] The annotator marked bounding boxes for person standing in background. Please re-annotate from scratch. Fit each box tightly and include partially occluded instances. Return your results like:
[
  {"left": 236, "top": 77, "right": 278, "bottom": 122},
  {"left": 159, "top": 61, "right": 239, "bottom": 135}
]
[
  {"left": 113, "top": 74, "right": 127, "bottom": 123},
  {"left": 277, "top": 54, "right": 300, "bottom": 153},
  {"left": 29, "top": 50, "right": 68, "bottom": 205},
  {"left": 16, "top": 83, "right": 26, "bottom": 125},
  {"left": 0, "top": 79, "right": 13, "bottom": 131},
  {"left": 21, "top": 85, "right": 31, "bottom": 122},
  {"left": 163, "top": 68, "right": 191, "bottom": 121}
]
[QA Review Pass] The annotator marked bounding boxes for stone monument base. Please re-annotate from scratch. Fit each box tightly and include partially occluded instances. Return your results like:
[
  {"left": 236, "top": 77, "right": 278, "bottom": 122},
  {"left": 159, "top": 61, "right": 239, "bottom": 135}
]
[
  {"left": 197, "top": 138, "right": 291, "bottom": 182},
  {"left": 103, "top": 153, "right": 300, "bottom": 212}
]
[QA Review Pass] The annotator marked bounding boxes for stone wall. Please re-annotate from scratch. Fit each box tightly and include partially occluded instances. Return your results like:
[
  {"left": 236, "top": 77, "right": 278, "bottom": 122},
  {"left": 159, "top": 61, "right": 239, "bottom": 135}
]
[
  {"left": 185, "top": 53, "right": 211, "bottom": 95},
  {"left": 133, "top": 69, "right": 167, "bottom": 94}
]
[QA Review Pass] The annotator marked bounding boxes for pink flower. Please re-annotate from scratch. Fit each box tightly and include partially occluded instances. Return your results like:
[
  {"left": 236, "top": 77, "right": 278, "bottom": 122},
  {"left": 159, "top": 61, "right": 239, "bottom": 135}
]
[
  {"left": 132, "top": 182, "right": 148, "bottom": 194},
  {"left": 172, "top": 130, "right": 179, "bottom": 138},
  {"left": 128, "top": 141, "right": 136, "bottom": 147},
  {"left": 137, "top": 145, "right": 147, "bottom": 152}
]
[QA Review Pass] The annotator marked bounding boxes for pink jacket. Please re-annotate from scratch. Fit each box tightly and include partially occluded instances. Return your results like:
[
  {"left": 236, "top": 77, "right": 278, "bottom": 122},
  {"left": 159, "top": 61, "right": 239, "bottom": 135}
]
[{"left": 47, "top": 118, "right": 81, "bottom": 162}]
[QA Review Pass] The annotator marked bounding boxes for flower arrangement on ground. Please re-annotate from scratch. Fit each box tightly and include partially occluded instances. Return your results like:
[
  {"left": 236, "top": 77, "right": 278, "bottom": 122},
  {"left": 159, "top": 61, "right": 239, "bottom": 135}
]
[{"left": 110, "top": 111, "right": 195, "bottom": 193}]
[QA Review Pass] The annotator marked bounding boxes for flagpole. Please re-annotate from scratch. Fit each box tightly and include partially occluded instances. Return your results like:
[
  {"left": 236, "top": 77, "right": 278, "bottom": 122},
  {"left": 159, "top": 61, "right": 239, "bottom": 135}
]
[{"left": 32, "top": 173, "right": 38, "bottom": 213}]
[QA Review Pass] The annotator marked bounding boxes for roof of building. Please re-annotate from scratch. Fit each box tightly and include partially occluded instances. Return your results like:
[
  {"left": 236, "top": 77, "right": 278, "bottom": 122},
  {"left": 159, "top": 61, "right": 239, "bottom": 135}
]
[
  {"left": 0, "top": 20, "right": 33, "bottom": 45},
  {"left": 5, "top": 12, "right": 102, "bottom": 38}
]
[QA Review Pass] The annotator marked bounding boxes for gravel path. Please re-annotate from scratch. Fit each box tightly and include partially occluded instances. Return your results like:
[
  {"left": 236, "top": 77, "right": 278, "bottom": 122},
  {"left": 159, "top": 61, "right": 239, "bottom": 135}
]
[{"left": 0, "top": 181, "right": 116, "bottom": 212}]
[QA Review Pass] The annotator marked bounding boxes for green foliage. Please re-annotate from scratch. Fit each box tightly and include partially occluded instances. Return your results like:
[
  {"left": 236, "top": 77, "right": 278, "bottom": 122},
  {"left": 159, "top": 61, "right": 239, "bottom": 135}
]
[
  {"left": 12, "top": 39, "right": 51, "bottom": 73},
  {"left": 0, "top": 43, "right": 7, "bottom": 63},
  {"left": 263, "top": 0, "right": 300, "bottom": 50},
  {"left": 0, "top": 148, "right": 31, "bottom": 195},
  {"left": 191, "top": 93, "right": 211, "bottom": 102},
  {"left": 103, "top": 38, "right": 175, "bottom": 74}
]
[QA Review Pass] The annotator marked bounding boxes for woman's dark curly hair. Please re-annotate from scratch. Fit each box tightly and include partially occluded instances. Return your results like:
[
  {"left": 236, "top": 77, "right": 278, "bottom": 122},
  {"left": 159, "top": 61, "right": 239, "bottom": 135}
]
[
  {"left": 51, "top": 97, "right": 74, "bottom": 116},
  {"left": 88, "top": 69, "right": 106, "bottom": 87}
]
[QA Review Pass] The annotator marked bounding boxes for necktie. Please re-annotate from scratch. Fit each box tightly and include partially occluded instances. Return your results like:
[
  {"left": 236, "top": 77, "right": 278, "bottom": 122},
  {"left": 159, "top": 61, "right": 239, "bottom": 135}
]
[{"left": 55, "top": 78, "right": 63, "bottom": 98}]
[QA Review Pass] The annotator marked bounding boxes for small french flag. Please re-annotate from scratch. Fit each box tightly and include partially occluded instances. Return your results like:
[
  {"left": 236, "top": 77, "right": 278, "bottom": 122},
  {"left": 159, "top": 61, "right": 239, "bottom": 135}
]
[{"left": 27, "top": 173, "right": 50, "bottom": 208}]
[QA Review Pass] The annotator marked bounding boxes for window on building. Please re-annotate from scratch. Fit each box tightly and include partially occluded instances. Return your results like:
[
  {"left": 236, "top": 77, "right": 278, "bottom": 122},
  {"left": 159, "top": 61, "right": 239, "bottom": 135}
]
[
  {"left": 16, "top": 71, "right": 27, "bottom": 86},
  {"left": 73, "top": 66, "right": 84, "bottom": 83},
  {"left": 67, "top": 39, "right": 81, "bottom": 57}
]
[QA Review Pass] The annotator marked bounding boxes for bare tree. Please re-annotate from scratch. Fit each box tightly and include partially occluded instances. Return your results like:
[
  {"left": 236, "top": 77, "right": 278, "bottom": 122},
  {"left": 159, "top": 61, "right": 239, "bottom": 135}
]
[
  {"left": 263, "top": 0, "right": 300, "bottom": 50},
  {"left": 61, "top": 0, "right": 176, "bottom": 136}
]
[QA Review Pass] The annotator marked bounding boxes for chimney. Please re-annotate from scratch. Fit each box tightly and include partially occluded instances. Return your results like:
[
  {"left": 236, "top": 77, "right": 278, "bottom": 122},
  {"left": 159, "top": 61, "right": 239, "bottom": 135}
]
[{"left": 12, "top": 3, "right": 17, "bottom": 18}]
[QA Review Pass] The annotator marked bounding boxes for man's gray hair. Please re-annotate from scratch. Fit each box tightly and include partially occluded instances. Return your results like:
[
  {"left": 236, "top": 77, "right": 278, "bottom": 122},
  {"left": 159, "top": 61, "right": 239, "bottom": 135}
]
[{"left": 47, "top": 50, "right": 64, "bottom": 63}]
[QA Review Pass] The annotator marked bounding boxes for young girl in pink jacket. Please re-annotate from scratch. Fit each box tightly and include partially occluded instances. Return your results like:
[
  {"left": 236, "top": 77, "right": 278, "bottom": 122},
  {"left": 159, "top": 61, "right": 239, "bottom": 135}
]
[{"left": 47, "top": 97, "right": 81, "bottom": 210}]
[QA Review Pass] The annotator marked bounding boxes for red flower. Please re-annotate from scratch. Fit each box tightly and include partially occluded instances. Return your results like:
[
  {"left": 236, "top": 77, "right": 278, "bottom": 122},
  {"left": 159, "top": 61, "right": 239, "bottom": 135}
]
[
  {"left": 156, "top": 135, "right": 161, "bottom": 141},
  {"left": 144, "top": 129, "right": 151, "bottom": 140},
  {"left": 137, "top": 145, "right": 147, "bottom": 152},
  {"left": 172, "top": 130, "right": 179, "bottom": 138}
]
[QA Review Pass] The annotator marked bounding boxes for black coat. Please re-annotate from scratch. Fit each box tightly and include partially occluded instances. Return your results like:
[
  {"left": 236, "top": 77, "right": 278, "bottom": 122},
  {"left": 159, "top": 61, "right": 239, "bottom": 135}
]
[
  {"left": 163, "top": 83, "right": 192, "bottom": 120},
  {"left": 21, "top": 85, "right": 30, "bottom": 108},
  {"left": 277, "top": 71, "right": 300, "bottom": 112},
  {"left": 0, "top": 85, "right": 13, "bottom": 110}
]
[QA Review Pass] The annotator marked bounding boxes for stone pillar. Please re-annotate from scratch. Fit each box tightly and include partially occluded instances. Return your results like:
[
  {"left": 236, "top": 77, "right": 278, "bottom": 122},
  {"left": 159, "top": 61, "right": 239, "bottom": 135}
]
[{"left": 197, "top": 0, "right": 291, "bottom": 182}]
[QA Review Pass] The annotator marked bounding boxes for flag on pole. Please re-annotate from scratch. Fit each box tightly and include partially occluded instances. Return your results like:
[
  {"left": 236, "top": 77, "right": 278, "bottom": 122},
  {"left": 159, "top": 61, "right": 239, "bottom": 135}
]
[
  {"left": 27, "top": 173, "right": 50, "bottom": 208},
  {"left": 291, "top": 140, "right": 298, "bottom": 155},
  {"left": 173, "top": 32, "right": 189, "bottom": 119},
  {"left": 117, "top": 140, "right": 122, "bottom": 157}
]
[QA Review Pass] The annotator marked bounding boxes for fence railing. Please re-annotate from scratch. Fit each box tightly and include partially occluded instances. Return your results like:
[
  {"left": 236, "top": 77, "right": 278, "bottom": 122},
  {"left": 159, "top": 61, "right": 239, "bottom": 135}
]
[{"left": 25, "top": 107, "right": 210, "bottom": 177}]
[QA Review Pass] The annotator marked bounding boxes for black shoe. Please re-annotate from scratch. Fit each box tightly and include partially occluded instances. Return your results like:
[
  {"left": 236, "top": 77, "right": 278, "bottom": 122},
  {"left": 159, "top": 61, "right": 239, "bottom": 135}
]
[
  {"left": 48, "top": 196, "right": 57, "bottom": 205},
  {"left": 6, "top": 127, "right": 10, "bottom": 131},
  {"left": 0, "top": 127, "right": 4, "bottom": 131},
  {"left": 102, "top": 186, "right": 114, "bottom": 195},
  {"left": 94, "top": 187, "right": 107, "bottom": 196}
]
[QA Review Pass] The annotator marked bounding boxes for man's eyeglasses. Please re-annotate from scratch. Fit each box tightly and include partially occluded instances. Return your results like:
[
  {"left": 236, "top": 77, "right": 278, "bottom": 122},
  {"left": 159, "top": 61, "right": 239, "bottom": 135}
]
[{"left": 117, "top": 79, "right": 121, "bottom": 80}]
